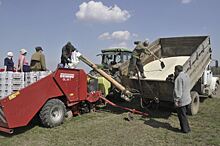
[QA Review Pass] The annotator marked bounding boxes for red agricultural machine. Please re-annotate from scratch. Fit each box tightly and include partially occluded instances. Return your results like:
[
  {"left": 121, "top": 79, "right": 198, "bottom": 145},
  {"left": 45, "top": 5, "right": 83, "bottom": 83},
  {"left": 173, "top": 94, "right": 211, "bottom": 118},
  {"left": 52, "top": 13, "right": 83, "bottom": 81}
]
[
  {"left": 0, "top": 55, "right": 147, "bottom": 134},
  {"left": 0, "top": 68, "right": 103, "bottom": 133}
]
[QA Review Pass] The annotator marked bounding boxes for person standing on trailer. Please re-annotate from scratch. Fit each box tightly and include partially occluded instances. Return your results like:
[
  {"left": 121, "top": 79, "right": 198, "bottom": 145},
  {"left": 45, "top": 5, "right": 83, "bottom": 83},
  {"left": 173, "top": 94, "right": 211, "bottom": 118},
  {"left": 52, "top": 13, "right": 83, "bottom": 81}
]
[
  {"left": 17, "top": 49, "right": 30, "bottom": 72},
  {"left": 4, "top": 51, "right": 15, "bottom": 71},
  {"left": 30, "top": 47, "right": 46, "bottom": 71},
  {"left": 60, "top": 42, "right": 76, "bottom": 68},
  {"left": 129, "top": 40, "right": 149, "bottom": 78},
  {"left": 173, "top": 65, "right": 191, "bottom": 133}
]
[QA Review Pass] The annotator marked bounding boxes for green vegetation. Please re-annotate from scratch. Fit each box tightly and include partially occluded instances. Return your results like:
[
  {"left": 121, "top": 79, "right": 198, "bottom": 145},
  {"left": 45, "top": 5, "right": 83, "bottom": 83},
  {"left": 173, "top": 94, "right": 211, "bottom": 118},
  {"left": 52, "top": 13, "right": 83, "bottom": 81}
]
[{"left": 0, "top": 96, "right": 220, "bottom": 146}]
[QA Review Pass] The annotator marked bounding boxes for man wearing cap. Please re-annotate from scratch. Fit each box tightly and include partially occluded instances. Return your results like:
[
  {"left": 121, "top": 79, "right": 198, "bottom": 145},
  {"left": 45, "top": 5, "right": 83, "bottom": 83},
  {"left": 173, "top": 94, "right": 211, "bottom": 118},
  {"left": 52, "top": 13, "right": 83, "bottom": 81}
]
[
  {"left": 60, "top": 42, "right": 76, "bottom": 67},
  {"left": 30, "top": 47, "right": 46, "bottom": 71},
  {"left": 128, "top": 40, "right": 150, "bottom": 78}
]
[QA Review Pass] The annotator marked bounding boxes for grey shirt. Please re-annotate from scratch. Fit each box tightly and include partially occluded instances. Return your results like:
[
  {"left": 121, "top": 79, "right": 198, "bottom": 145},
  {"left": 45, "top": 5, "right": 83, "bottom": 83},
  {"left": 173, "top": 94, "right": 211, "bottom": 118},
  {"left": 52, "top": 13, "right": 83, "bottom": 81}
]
[{"left": 174, "top": 71, "right": 192, "bottom": 107}]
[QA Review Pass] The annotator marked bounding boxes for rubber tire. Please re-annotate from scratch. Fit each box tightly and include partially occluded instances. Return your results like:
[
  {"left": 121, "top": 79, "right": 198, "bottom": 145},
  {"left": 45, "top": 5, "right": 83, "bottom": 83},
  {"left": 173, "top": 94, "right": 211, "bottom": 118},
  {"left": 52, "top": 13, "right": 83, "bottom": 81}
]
[
  {"left": 210, "top": 82, "right": 219, "bottom": 98},
  {"left": 39, "top": 99, "right": 66, "bottom": 128},
  {"left": 187, "top": 91, "right": 200, "bottom": 115}
]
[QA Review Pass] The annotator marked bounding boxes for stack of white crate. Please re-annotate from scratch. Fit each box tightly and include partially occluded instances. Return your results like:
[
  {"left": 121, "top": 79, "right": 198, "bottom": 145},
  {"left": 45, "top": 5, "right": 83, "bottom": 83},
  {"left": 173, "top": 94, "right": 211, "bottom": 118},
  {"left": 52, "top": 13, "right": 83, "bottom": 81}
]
[
  {"left": 0, "top": 71, "right": 52, "bottom": 99},
  {"left": 24, "top": 71, "right": 52, "bottom": 86},
  {"left": 0, "top": 72, "right": 25, "bottom": 99},
  {"left": 25, "top": 72, "right": 39, "bottom": 86}
]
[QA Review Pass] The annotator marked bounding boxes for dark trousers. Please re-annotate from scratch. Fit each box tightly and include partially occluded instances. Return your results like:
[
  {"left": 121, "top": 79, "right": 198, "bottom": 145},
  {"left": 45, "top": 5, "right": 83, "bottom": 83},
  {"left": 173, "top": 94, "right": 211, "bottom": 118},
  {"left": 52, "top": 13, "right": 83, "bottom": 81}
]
[
  {"left": 176, "top": 105, "right": 191, "bottom": 133},
  {"left": 61, "top": 57, "right": 70, "bottom": 67},
  {"left": 23, "top": 65, "right": 30, "bottom": 72},
  {"left": 18, "top": 65, "right": 30, "bottom": 72},
  {"left": 129, "top": 57, "right": 144, "bottom": 73}
]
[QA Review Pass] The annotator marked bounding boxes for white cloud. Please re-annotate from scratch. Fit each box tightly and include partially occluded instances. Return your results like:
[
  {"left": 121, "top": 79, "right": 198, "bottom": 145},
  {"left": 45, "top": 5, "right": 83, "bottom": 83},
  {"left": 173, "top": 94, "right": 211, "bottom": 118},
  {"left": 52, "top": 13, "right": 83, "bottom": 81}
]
[
  {"left": 98, "top": 31, "right": 131, "bottom": 41},
  {"left": 75, "top": 1, "right": 130, "bottom": 23},
  {"left": 0, "top": 1, "right": 2, "bottom": 6},
  {"left": 98, "top": 31, "right": 140, "bottom": 48},
  {"left": 112, "top": 31, "right": 130, "bottom": 41},
  {"left": 181, "top": 0, "right": 192, "bottom": 4},
  {"left": 98, "top": 32, "right": 111, "bottom": 40}
]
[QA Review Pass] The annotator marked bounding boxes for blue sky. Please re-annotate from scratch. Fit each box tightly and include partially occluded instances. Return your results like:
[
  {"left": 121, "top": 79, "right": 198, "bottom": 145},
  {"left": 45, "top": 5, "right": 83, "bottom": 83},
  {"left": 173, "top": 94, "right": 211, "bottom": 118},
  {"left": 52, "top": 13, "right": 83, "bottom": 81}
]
[{"left": 0, "top": 0, "right": 219, "bottom": 71}]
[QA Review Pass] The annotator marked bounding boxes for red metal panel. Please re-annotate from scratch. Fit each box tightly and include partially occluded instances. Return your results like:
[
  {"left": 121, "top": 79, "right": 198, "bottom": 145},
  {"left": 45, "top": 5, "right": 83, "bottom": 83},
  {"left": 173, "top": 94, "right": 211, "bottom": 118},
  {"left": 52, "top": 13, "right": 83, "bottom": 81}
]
[
  {"left": 53, "top": 68, "right": 87, "bottom": 102},
  {"left": 79, "top": 70, "right": 88, "bottom": 101},
  {"left": 0, "top": 68, "right": 88, "bottom": 130},
  {"left": 0, "top": 73, "right": 63, "bottom": 128}
]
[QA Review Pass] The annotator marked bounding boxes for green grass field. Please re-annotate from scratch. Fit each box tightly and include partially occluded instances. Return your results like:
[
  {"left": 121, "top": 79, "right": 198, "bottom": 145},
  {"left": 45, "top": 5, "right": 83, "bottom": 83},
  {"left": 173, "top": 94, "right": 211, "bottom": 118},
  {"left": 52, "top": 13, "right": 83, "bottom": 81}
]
[{"left": 0, "top": 96, "right": 220, "bottom": 146}]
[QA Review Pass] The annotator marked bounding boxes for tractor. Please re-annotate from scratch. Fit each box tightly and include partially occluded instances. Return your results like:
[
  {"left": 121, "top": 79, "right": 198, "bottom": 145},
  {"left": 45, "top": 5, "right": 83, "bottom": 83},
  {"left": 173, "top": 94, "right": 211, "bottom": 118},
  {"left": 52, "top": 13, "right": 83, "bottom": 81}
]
[{"left": 89, "top": 48, "right": 132, "bottom": 99}]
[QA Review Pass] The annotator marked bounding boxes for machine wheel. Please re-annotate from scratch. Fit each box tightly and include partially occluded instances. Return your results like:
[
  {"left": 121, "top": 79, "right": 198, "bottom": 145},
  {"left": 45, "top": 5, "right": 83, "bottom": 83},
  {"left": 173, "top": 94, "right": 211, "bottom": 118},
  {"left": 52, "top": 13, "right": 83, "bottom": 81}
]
[
  {"left": 210, "top": 82, "right": 219, "bottom": 98},
  {"left": 39, "top": 99, "right": 66, "bottom": 128},
  {"left": 187, "top": 91, "right": 200, "bottom": 115}
]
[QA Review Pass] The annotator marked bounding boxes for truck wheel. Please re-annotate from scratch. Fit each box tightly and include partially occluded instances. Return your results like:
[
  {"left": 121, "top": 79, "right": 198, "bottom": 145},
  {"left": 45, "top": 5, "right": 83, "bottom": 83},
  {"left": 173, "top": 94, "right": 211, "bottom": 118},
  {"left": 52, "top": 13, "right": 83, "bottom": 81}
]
[
  {"left": 39, "top": 99, "right": 66, "bottom": 128},
  {"left": 187, "top": 91, "right": 200, "bottom": 115},
  {"left": 210, "top": 82, "right": 219, "bottom": 98}
]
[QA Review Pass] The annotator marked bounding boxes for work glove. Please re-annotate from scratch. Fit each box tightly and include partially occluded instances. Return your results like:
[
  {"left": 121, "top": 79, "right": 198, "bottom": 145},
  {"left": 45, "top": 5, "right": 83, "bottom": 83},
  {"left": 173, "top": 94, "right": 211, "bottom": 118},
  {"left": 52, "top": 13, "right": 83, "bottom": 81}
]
[
  {"left": 166, "top": 74, "right": 174, "bottom": 82},
  {"left": 76, "top": 52, "right": 82, "bottom": 58},
  {"left": 174, "top": 99, "right": 181, "bottom": 107},
  {"left": 67, "top": 58, "right": 72, "bottom": 63}
]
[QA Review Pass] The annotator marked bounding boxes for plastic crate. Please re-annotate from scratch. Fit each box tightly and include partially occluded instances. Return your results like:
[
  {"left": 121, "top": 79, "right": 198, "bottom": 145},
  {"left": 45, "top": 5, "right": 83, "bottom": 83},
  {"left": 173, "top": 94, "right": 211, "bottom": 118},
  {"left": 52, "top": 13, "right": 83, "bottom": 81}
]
[
  {"left": 0, "top": 78, "right": 6, "bottom": 84},
  {"left": 12, "top": 79, "right": 25, "bottom": 85},
  {"left": 38, "top": 71, "right": 52, "bottom": 79},
  {"left": 25, "top": 72, "right": 39, "bottom": 78},
  {"left": 2, "top": 78, "right": 24, "bottom": 85},
  {"left": 0, "top": 84, "right": 6, "bottom": 90},
  {"left": 25, "top": 76, "right": 38, "bottom": 86},
  {"left": 24, "top": 78, "right": 38, "bottom": 87},
  {"left": 12, "top": 72, "right": 24, "bottom": 79},
  {"left": 0, "top": 72, "right": 24, "bottom": 79},
  {"left": 0, "top": 72, "right": 6, "bottom": 78},
  {"left": 0, "top": 72, "right": 24, "bottom": 82},
  {"left": 0, "top": 89, "right": 13, "bottom": 98},
  {"left": 0, "top": 72, "right": 13, "bottom": 79},
  {"left": 0, "top": 82, "right": 25, "bottom": 90},
  {"left": 25, "top": 77, "right": 37, "bottom": 82},
  {"left": 11, "top": 84, "right": 25, "bottom": 90}
]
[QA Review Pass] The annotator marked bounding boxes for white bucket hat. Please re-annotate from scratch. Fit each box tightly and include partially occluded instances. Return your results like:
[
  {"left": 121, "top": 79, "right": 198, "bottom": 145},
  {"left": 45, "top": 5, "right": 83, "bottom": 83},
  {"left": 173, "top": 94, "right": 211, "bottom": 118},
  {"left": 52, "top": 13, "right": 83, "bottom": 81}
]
[
  {"left": 7, "top": 51, "right": 13, "bottom": 57},
  {"left": 20, "top": 48, "right": 27, "bottom": 55}
]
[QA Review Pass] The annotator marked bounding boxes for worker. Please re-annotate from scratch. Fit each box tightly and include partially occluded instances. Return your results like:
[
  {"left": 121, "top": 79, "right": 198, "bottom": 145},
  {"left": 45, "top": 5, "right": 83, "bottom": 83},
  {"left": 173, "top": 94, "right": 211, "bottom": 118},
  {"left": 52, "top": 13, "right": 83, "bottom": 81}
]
[
  {"left": 60, "top": 42, "right": 76, "bottom": 68},
  {"left": 173, "top": 65, "right": 191, "bottom": 133},
  {"left": 30, "top": 47, "right": 46, "bottom": 71},
  {"left": 17, "top": 48, "right": 30, "bottom": 72},
  {"left": 4, "top": 51, "right": 15, "bottom": 71},
  {"left": 128, "top": 40, "right": 150, "bottom": 78}
]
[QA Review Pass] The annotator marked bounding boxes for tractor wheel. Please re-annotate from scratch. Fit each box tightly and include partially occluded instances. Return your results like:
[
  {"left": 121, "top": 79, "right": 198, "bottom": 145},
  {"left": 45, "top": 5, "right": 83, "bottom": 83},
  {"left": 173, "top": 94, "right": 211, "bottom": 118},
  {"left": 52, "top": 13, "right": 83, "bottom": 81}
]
[
  {"left": 187, "top": 91, "right": 200, "bottom": 115},
  {"left": 39, "top": 99, "right": 66, "bottom": 128}
]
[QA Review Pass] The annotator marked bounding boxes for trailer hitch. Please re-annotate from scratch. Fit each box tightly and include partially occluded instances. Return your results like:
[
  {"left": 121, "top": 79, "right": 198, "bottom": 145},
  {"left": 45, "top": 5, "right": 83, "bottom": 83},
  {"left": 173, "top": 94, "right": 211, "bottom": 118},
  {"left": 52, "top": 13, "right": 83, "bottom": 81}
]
[{"left": 0, "top": 126, "right": 13, "bottom": 134}]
